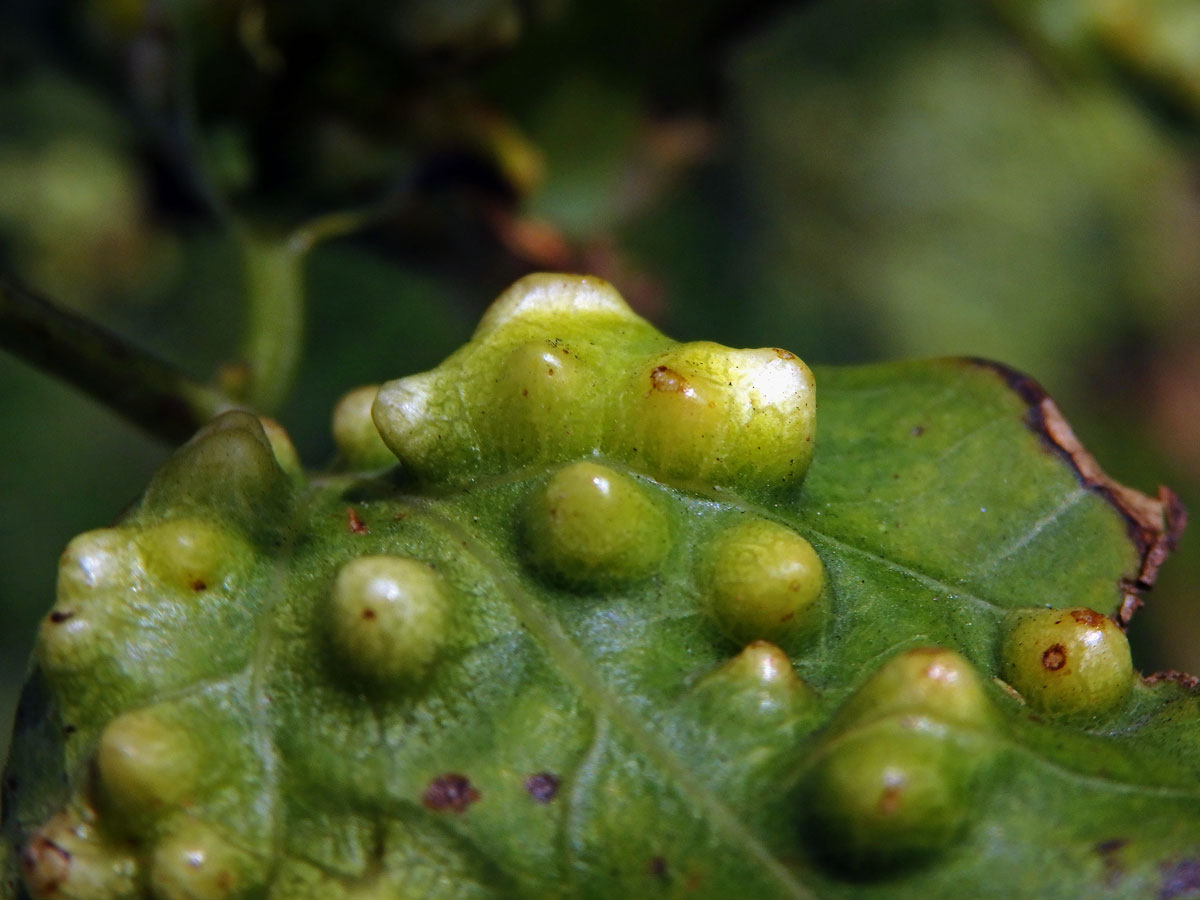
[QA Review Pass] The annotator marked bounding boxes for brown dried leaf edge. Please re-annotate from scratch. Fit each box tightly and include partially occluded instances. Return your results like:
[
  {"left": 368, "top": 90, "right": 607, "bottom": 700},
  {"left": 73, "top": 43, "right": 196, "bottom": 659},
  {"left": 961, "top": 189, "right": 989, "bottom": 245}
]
[{"left": 967, "top": 359, "right": 1188, "bottom": 684}]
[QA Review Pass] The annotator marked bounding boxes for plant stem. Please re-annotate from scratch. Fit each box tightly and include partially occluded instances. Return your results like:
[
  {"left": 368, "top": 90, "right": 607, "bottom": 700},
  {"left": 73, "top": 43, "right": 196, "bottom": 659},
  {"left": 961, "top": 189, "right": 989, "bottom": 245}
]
[
  {"left": 290, "top": 201, "right": 399, "bottom": 252},
  {"left": 236, "top": 232, "right": 308, "bottom": 413},
  {"left": 234, "top": 201, "right": 401, "bottom": 413},
  {"left": 0, "top": 275, "right": 235, "bottom": 444}
]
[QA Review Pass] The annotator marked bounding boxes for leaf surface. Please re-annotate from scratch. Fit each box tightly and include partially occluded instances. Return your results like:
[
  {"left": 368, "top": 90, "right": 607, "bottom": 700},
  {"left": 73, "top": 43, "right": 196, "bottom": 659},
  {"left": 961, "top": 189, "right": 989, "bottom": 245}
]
[{"left": 2, "top": 279, "right": 1193, "bottom": 900}]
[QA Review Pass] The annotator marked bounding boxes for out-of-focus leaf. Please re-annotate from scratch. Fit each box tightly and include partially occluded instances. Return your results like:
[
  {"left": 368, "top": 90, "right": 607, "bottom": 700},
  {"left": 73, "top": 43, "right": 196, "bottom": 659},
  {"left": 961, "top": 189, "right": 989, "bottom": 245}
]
[
  {"left": 996, "top": 0, "right": 1200, "bottom": 118},
  {"left": 727, "top": 2, "right": 1200, "bottom": 386}
]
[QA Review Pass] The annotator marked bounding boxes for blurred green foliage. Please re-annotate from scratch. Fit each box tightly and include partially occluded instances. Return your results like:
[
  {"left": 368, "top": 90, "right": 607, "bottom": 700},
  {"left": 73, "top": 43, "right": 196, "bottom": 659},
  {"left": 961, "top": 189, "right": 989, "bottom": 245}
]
[{"left": 1, "top": 0, "right": 1198, "bottom": 764}]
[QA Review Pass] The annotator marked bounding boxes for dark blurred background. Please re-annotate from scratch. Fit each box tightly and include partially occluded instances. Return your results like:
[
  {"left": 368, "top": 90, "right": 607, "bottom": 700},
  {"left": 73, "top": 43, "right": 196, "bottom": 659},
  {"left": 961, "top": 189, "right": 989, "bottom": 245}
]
[{"left": 2, "top": 0, "right": 1199, "bottom": 761}]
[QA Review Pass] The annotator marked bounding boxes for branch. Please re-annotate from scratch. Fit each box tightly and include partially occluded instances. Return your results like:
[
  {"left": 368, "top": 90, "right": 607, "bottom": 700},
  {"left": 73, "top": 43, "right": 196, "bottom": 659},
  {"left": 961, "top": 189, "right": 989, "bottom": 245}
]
[{"left": 0, "top": 274, "right": 236, "bottom": 444}]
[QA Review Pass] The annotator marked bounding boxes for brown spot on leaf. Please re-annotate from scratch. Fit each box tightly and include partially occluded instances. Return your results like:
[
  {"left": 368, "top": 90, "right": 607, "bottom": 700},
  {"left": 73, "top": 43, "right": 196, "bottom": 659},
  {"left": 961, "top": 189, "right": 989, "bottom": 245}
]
[
  {"left": 1160, "top": 859, "right": 1200, "bottom": 899},
  {"left": 524, "top": 772, "right": 560, "bottom": 803},
  {"left": 191, "top": 579, "right": 207, "bottom": 592},
  {"left": 878, "top": 784, "right": 904, "bottom": 816},
  {"left": 48, "top": 610, "right": 74, "bottom": 624},
  {"left": 1095, "top": 838, "right": 1128, "bottom": 887},
  {"left": 969, "top": 359, "right": 1188, "bottom": 633},
  {"left": 1042, "top": 644, "right": 1068, "bottom": 671},
  {"left": 650, "top": 366, "right": 688, "bottom": 393},
  {"left": 422, "top": 774, "right": 480, "bottom": 813},
  {"left": 1071, "top": 608, "right": 1108, "bottom": 628},
  {"left": 648, "top": 856, "right": 668, "bottom": 879},
  {"left": 346, "top": 507, "right": 369, "bottom": 535},
  {"left": 361, "top": 608, "right": 377, "bottom": 621},
  {"left": 21, "top": 836, "right": 71, "bottom": 896},
  {"left": 1145, "top": 670, "right": 1200, "bottom": 691}
]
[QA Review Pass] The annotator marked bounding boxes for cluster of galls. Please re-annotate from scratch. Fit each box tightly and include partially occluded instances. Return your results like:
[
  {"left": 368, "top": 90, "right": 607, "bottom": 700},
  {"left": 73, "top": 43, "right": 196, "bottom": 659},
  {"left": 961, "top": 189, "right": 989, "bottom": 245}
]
[
  {"left": 3, "top": 275, "right": 1137, "bottom": 899},
  {"left": 9, "top": 413, "right": 290, "bottom": 900}
]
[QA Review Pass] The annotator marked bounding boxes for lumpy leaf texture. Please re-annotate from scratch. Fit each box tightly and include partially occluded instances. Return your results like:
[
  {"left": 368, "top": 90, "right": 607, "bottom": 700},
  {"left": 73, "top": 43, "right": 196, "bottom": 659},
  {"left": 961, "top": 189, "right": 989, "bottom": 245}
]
[{"left": 2, "top": 273, "right": 1194, "bottom": 900}]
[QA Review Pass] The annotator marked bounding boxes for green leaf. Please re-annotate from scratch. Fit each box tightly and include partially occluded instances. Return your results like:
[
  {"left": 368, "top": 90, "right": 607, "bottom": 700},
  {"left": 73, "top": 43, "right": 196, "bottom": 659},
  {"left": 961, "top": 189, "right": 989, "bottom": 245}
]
[
  {"left": 996, "top": 0, "right": 1200, "bottom": 119},
  {"left": 2, "top": 275, "right": 1191, "bottom": 900}
]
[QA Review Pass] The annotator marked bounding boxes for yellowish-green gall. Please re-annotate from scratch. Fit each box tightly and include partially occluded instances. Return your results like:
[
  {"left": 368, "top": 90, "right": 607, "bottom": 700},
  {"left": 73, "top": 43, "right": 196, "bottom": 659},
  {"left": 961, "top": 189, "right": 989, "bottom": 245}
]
[
  {"left": 140, "top": 411, "right": 295, "bottom": 538},
  {"left": 704, "top": 519, "right": 825, "bottom": 644},
  {"left": 1000, "top": 607, "right": 1133, "bottom": 716},
  {"left": 55, "top": 527, "right": 140, "bottom": 602},
  {"left": 522, "top": 461, "right": 671, "bottom": 588},
  {"left": 137, "top": 519, "right": 247, "bottom": 595},
  {"left": 692, "top": 640, "right": 818, "bottom": 717},
  {"left": 150, "top": 820, "right": 260, "bottom": 900},
  {"left": 833, "top": 647, "right": 994, "bottom": 732},
  {"left": 372, "top": 274, "right": 816, "bottom": 494},
  {"left": 331, "top": 385, "right": 396, "bottom": 471},
  {"left": 95, "top": 709, "right": 205, "bottom": 829},
  {"left": 328, "top": 555, "right": 450, "bottom": 685},
  {"left": 480, "top": 340, "right": 604, "bottom": 468},
  {"left": 614, "top": 343, "right": 816, "bottom": 489},
  {"left": 38, "top": 528, "right": 140, "bottom": 675},
  {"left": 257, "top": 416, "right": 304, "bottom": 484},
  {"left": 803, "top": 722, "right": 975, "bottom": 871},
  {"left": 804, "top": 646, "right": 998, "bottom": 869}
]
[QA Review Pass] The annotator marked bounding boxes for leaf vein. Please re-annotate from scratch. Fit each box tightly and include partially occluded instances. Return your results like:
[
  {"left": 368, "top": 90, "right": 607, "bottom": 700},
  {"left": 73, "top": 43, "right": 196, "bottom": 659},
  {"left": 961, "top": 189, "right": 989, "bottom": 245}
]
[{"left": 411, "top": 500, "right": 818, "bottom": 900}]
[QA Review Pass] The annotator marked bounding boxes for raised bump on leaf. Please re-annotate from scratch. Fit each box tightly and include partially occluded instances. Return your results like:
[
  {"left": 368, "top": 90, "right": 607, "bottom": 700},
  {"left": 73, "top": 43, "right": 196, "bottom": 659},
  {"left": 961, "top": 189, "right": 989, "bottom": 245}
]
[
  {"left": 257, "top": 416, "right": 304, "bottom": 485},
  {"left": 328, "top": 555, "right": 450, "bottom": 685},
  {"left": 372, "top": 273, "right": 815, "bottom": 492},
  {"left": 331, "top": 384, "right": 396, "bottom": 470},
  {"left": 802, "top": 647, "right": 998, "bottom": 871},
  {"left": 692, "top": 641, "right": 818, "bottom": 717},
  {"left": 37, "top": 529, "right": 141, "bottom": 675},
  {"left": 472, "top": 272, "right": 641, "bottom": 340},
  {"left": 371, "top": 369, "right": 477, "bottom": 483},
  {"left": 55, "top": 528, "right": 140, "bottom": 601},
  {"left": 481, "top": 340, "right": 603, "bottom": 467},
  {"left": 833, "top": 647, "right": 994, "bottom": 731},
  {"left": 150, "top": 820, "right": 260, "bottom": 900},
  {"left": 522, "top": 461, "right": 671, "bottom": 588},
  {"left": 613, "top": 343, "right": 816, "bottom": 489},
  {"left": 1000, "top": 607, "right": 1133, "bottom": 716},
  {"left": 19, "top": 812, "right": 137, "bottom": 900},
  {"left": 703, "top": 518, "right": 825, "bottom": 645},
  {"left": 139, "top": 411, "right": 294, "bottom": 536},
  {"left": 803, "top": 723, "right": 976, "bottom": 871},
  {"left": 372, "top": 274, "right": 663, "bottom": 486},
  {"left": 137, "top": 519, "right": 247, "bottom": 595},
  {"left": 95, "top": 709, "right": 204, "bottom": 829}
]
